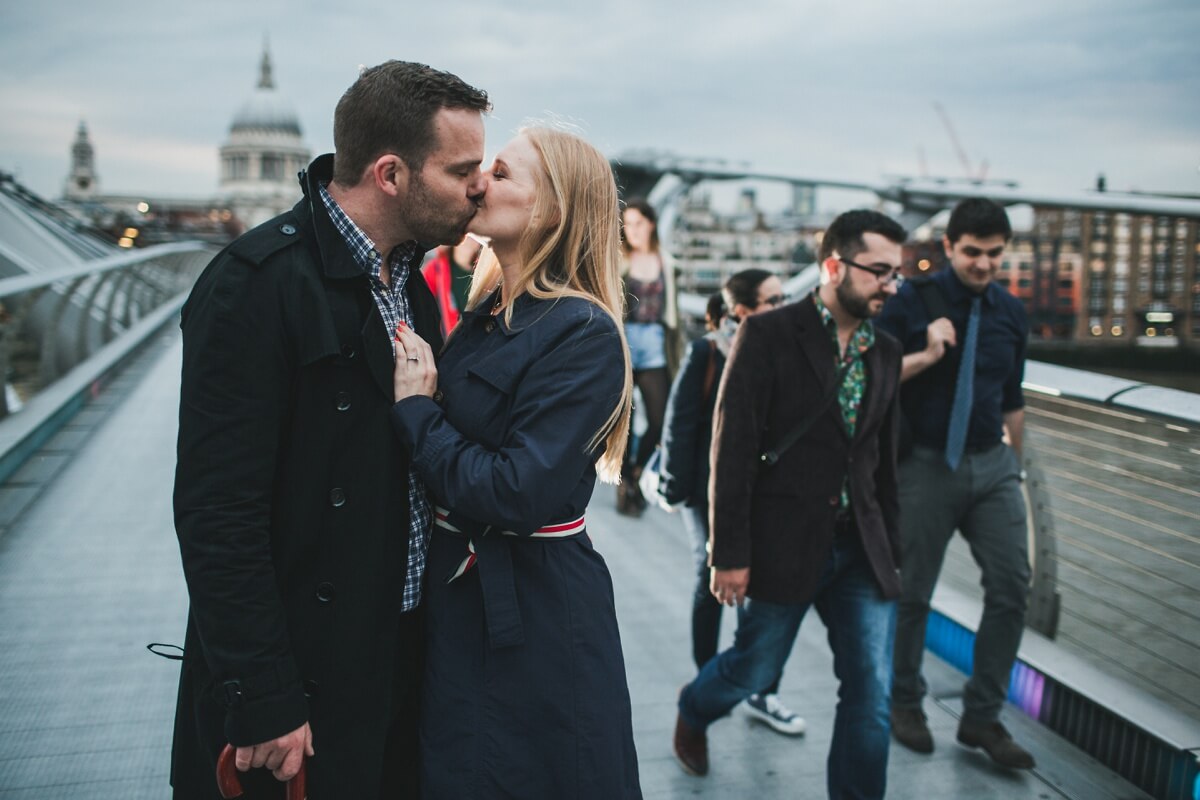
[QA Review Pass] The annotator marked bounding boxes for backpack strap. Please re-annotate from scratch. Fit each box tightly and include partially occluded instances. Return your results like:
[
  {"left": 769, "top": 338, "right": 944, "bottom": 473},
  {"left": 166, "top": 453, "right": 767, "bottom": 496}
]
[{"left": 912, "top": 276, "right": 951, "bottom": 320}]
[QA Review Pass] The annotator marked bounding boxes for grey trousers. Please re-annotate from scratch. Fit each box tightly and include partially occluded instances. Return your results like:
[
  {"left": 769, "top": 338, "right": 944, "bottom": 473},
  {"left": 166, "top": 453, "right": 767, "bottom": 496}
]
[{"left": 891, "top": 442, "right": 1031, "bottom": 724}]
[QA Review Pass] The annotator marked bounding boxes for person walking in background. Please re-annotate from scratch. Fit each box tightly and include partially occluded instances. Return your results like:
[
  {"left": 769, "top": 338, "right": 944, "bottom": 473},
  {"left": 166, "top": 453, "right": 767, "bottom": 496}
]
[
  {"left": 422, "top": 234, "right": 483, "bottom": 337},
  {"left": 672, "top": 210, "right": 906, "bottom": 800},
  {"left": 877, "top": 197, "right": 1036, "bottom": 770},
  {"left": 617, "top": 199, "right": 680, "bottom": 516},
  {"left": 391, "top": 126, "right": 642, "bottom": 798},
  {"left": 172, "top": 61, "right": 489, "bottom": 799},
  {"left": 658, "top": 269, "right": 805, "bottom": 736}
]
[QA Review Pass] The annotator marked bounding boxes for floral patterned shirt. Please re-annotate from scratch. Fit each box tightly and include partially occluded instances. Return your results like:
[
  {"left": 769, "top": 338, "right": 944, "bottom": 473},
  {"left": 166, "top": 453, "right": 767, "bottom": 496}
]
[{"left": 813, "top": 292, "right": 875, "bottom": 509}]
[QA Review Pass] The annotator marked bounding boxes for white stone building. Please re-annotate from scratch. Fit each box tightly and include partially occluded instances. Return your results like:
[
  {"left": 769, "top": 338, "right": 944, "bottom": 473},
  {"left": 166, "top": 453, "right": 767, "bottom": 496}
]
[
  {"left": 219, "top": 46, "right": 311, "bottom": 228},
  {"left": 60, "top": 44, "right": 310, "bottom": 240}
]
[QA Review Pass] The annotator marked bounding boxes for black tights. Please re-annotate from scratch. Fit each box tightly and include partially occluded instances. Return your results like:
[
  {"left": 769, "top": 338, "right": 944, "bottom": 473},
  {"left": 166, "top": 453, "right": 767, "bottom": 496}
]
[{"left": 626, "top": 367, "right": 670, "bottom": 473}]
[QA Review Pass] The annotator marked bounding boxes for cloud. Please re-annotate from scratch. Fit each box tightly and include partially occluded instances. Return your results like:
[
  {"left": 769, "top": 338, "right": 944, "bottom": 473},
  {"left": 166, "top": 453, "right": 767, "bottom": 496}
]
[{"left": 1, "top": 0, "right": 1197, "bottom": 202}]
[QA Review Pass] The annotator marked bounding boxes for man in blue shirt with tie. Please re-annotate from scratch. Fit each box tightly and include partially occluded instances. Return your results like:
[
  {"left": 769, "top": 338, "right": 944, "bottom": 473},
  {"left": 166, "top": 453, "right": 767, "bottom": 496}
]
[{"left": 876, "top": 198, "right": 1035, "bottom": 769}]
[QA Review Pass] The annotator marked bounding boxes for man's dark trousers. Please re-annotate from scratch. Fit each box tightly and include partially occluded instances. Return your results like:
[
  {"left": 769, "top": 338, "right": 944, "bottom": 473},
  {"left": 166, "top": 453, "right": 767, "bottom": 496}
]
[{"left": 891, "top": 443, "right": 1030, "bottom": 724}]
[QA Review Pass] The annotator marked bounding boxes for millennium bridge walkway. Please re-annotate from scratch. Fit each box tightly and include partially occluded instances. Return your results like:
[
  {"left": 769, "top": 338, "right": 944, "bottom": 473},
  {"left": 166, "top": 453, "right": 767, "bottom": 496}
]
[
  {"left": 0, "top": 178, "right": 1197, "bottom": 798},
  {"left": 0, "top": 319, "right": 1196, "bottom": 799}
]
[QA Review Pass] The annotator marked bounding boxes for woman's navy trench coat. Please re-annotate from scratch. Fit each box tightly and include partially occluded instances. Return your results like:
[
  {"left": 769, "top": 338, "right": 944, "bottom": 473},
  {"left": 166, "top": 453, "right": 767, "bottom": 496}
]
[{"left": 391, "top": 292, "right": 643, "bottom": 798}]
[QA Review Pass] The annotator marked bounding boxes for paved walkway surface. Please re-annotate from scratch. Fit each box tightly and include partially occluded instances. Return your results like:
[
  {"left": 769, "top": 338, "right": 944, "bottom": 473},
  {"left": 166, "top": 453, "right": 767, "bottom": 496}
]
[{"left": 0, "top": 331, "right": 1148, "bottom": 799}]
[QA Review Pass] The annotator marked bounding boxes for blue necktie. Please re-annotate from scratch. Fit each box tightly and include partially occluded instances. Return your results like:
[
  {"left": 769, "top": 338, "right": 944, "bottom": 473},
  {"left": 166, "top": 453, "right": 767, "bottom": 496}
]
[{"left": 945, "top": 296, "right": 981, "bottom": 471}]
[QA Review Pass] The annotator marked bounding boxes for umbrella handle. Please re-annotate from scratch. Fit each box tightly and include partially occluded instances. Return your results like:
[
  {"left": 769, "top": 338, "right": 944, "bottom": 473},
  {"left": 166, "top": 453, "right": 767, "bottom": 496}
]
[{"left": 216, "top": 743, "right": 307, "bottom": 800}]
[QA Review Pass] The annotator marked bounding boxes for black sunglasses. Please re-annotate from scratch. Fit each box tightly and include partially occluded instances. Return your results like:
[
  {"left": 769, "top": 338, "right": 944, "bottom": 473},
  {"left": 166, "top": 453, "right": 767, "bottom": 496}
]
[{"left": 756, "top": 293, "right": 786, "bottom": 308}]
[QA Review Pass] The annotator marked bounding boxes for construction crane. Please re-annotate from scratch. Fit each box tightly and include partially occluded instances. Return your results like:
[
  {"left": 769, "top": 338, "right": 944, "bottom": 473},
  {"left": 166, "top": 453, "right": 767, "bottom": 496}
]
[{"left": 933, "top": 101, "right": 988, "bottom": 182}]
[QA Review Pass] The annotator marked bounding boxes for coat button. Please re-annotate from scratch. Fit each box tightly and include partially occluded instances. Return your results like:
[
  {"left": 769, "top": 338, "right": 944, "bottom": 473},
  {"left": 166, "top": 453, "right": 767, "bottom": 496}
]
[
  {"left": 330, "top": 488, "right": 346, "bottom": 507},
  {"left": 279, "top": 224, "right": 297, "bottom": 235},
  {"left": 432, "top": 390, "right": 444, "bottom": 404},
  {"left": 340, "top": 344, "right": 356, "bottom": 359},
  {"left": 315, "top": 582, "right": 335, "bottom": 602},
  {"left": 335, "top": 392, "right": 351, "bottom": 411},
  {"left": 304, "top": 679, "right": 319, "bottom": 698},
  {"left": 484, "top": 321, "right": 496, "bottom": 333}
]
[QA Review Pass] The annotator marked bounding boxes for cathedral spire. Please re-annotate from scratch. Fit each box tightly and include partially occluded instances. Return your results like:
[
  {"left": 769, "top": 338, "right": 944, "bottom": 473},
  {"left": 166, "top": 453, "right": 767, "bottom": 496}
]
[
  {"left": 258, "top": 38, "right": 274, "bottom": 89},
  {"left": 64, "top": 118, "right": 99, "bottom": 199}
]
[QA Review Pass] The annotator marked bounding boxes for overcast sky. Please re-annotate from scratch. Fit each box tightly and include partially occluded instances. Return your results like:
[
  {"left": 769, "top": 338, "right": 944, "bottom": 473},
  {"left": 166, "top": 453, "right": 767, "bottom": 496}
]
[{"left": 2, "top": 0, "right": 1198, "bottom": 207}]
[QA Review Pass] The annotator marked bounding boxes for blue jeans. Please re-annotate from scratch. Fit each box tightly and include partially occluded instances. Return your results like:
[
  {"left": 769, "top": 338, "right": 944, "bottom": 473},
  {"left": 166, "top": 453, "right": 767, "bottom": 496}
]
[
  {"left": 682, "top": 504, "right": 784, "bottom": 694},
  {"left": 679, "top": 536, "right": 897, "bottom": 800},
  {"left": 624, "top": 322, "right": 667, "bottom": 371}
]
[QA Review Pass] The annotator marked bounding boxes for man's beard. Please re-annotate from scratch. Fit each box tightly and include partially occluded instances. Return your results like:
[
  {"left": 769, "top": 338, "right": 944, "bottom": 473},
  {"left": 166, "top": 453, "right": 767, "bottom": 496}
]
[
  {"left": 836, "top": 279, "right": 885, "bottom": 320},
  {"left": 402, "top": 171, "right": 475, "bottom": 246}
]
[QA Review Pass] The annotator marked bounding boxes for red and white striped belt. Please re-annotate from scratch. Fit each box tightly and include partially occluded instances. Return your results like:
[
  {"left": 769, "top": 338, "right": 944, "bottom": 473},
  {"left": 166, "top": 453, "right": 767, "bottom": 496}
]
[{"left": 434, "top": 506, "right": 586, "bottom": 583}]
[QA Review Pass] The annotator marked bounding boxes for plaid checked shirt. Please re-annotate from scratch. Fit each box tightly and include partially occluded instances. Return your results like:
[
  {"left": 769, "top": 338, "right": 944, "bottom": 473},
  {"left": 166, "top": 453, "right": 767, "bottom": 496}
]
[{"left": 319, "top": 183, "right": 431, "bottom": 611}]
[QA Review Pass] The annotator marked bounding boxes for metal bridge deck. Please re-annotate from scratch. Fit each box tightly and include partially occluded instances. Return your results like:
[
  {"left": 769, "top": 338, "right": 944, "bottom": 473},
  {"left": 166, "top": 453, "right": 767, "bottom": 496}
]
[{"left": 0, "top": 330, "right": 1155, "bottom": 798}]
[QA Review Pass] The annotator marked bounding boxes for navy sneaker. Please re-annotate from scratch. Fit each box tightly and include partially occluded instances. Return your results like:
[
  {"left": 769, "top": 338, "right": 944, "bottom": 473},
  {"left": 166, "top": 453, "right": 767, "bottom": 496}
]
[{"left": 743, "top": 693, "right": 806, "bottom": 736}]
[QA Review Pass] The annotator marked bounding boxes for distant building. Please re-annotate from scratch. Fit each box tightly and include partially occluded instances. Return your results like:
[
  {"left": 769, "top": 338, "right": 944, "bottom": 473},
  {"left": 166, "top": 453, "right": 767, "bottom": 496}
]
[
  {"left": 59, "top": 43, "right": 309, "bottom": 245},
  {"left": 670, "top": 187, "right": 821, "bottom": 295},
  {"left": 902, "top": 207, "right": 1200, "bottom": 352},
  {"left": 1053, "top": 209, "right": 1198, "bottom": 349},
  {"left": 63, "top": 121, "right": 100, "bottom": 201},
  {"left": 219, "top": 45, "right": 311, "bottom": 229}
]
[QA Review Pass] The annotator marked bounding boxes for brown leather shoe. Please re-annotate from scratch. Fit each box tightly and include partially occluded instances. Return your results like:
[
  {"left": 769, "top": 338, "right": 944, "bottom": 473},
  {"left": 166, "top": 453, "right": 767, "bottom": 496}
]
[
  {"left": 615, "top": 480, "right": 643, "bottom": 517},
  {"left": 890, "top": 706, "right": 934, "bottom": 754},
  {"left": 957, "top": 718, "right": 1036, "bottom": 769},
  {"left": 673, "top": 713, "right": 708, "bottom": 776}
]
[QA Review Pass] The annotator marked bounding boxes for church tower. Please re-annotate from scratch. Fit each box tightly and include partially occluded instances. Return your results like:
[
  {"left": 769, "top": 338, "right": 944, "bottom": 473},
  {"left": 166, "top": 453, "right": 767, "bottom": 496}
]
[
  {"left": 63, "top": 120, "right": 100, "bottom": 200},
  {"left": 219, "top": 42, "right": 310, "bottom": 229}
]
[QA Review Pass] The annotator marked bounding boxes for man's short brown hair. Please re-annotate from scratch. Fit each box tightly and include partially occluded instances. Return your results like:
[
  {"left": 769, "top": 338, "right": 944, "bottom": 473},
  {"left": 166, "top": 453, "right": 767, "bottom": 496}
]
[
  {"left": 818, "top": 209, "right": 907, "bottom": 262},
  {"left": 332, "top": 60, "right": 490, "bottom": 186}
]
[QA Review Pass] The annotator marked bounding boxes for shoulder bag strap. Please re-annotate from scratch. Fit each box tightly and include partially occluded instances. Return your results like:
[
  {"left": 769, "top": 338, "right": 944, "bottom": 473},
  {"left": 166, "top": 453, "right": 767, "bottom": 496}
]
[
  {"left": 701, "top": 339, "right": 718, "bottom": 403},
  {"left": 759, "top": 359, "right": 853, "bottom": 466}
]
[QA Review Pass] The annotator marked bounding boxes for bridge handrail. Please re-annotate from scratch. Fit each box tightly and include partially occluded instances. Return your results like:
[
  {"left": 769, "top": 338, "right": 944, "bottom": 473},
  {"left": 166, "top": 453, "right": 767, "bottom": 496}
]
[
  {"left": 1023, "top": 360, "right": 1200, "bottom": 424},
  {"left": 0, "top": 241, "right": 213, "bottom": 298},
  {"left": 0, "top": 239, "right": 215, "bottom": 480},
  {"left": 0, "top": 291, "right": 189, "bottom": 485}
]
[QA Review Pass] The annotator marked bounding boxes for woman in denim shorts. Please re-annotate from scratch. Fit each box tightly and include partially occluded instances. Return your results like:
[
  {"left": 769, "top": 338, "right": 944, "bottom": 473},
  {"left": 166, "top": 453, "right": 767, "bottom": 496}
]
[{"left": 618, "top": 199, "right": 680, "bottom": 515}]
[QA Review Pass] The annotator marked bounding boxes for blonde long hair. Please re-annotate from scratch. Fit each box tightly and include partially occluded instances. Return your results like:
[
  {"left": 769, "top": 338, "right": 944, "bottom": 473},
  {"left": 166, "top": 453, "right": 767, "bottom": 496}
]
[{"left": 466, "top": 127, "right": 633, "bottom": 483}]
